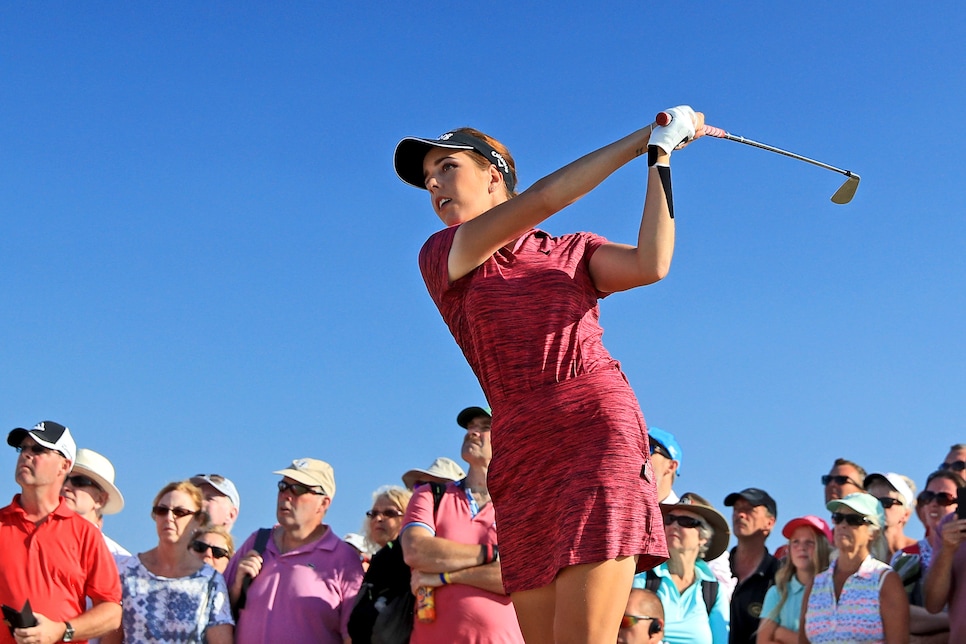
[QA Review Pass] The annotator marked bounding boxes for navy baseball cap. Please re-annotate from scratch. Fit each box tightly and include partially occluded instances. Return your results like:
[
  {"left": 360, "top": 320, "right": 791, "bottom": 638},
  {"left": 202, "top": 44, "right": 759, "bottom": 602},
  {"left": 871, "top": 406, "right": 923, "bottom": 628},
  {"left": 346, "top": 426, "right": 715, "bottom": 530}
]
[{"left": 724, "top": 487, "right": 778, "bottom": 517}]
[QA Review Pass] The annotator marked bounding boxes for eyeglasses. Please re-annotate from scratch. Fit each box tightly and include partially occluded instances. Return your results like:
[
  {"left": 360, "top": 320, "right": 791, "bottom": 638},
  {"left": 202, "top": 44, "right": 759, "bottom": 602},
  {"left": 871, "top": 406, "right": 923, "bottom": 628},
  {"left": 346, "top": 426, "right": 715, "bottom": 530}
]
[
  {"left": 822, "top": 474, "right": 862, "bottom": 488},
  {"left": 664, "top": 514, "right": 703, "bottom": 529},
  {"left": 917, "top": 490, "right": 957, "bottom": 506},
  {"left": 66, "top": 475, "right": 102, "bottom": 491},
  {"left": 830, "top": 512, "right": 871, "bottom": 527},
  {"left": 650, "top": 442, "right": 672, "bottom": 460},
  {"left": 940, "top": 461, "right": 966, "bottom": 473},
  {"left": 152, "top": 505, "right": 198, "bottom": 519},
  {"left": 190, "top": 540, "right": 231, "bottom": 559},
  {"left": 620, "top": 614, "right": 660, "bottom": 629},
  {"left": 277, "top": 480, "right": 326, "bottom": 496},
  {"left": 367, "top": 509, "right": 404, "bottom": 519},
  {"left": 16, "top": 444, "right": 53, "bottom": 456},
  {"left": 877, "top": 497, "right": 903, "bottom": 509}
]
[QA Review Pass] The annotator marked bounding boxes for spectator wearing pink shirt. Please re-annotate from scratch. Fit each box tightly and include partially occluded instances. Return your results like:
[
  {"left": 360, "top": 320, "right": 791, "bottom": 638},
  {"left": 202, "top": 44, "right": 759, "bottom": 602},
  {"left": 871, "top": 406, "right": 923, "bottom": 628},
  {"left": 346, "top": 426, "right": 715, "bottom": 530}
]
[
  {"left": 225, "top": 458, "right": 364, "bottom": 644},
  {"left": 401, "top": 407, "right": 524, "bottom": 643}
]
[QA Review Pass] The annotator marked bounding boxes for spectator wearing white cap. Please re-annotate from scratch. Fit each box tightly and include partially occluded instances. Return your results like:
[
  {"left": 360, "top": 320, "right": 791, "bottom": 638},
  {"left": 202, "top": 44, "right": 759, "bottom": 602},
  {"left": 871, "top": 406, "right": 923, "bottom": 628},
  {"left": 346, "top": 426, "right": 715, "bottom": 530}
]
[
  {"left": 190, "top": 473, "right": 241, "bottom": 532},
  {"left": 401, "top": 456, "right": 467, "bottom": 490},
  {"left": 1, "top": 421, "right": 122, "bottom": 644},
  {"left": 224, "top": 458, "right": 364, "bottom": 644},
  {"left": 864, "top": 472, "right": 918, "bottom": 561},
  {"left": 62, "top": 447, "right": 130, "bottom": 558}
]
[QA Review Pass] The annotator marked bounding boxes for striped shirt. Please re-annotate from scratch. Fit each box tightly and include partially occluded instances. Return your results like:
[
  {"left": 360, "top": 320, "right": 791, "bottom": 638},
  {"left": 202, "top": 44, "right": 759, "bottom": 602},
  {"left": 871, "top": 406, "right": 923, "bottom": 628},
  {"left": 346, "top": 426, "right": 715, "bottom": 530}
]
[{"left": 804, "top": 555, "right": 890, "bottom": 643}]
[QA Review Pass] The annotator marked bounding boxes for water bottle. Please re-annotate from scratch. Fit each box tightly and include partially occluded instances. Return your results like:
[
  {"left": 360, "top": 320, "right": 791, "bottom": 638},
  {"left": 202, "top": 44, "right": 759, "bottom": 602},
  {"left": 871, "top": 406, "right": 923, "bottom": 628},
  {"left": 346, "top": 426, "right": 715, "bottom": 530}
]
[{"left": 415, "top": 586, "right": 436, "bottom": 623}]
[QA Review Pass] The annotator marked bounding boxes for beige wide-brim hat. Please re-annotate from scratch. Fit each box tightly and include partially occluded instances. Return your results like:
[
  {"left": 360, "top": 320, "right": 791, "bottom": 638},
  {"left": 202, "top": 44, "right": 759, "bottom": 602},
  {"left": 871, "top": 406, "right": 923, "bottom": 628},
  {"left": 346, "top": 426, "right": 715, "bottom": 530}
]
[
  {"left": 660, "top": 492, "right": 731, "bottom": 561},
  {"left": 402, "top": 457, "right": 466, "bottom": 490},
  {"left": 71, "top": 448, "right": 124, "bottom": 515}
]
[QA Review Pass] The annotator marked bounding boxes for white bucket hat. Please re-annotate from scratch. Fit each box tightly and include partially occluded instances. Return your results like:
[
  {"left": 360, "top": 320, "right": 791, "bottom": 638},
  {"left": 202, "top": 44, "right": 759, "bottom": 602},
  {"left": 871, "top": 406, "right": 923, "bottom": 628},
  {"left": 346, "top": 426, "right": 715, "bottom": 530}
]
[{"left": 71, "top": 448, "right": 124, "bottom": 515}]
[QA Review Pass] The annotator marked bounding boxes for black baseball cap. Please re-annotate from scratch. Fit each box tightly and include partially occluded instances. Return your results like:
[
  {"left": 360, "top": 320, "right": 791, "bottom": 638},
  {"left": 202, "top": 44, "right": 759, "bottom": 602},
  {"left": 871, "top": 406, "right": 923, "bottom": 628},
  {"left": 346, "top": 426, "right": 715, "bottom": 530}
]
[
  {"left": 456, "top": 406, "right": 491, "bottom": 429},
  {"left": 724, "top": 487, "right": 777, "bottom": 517}
]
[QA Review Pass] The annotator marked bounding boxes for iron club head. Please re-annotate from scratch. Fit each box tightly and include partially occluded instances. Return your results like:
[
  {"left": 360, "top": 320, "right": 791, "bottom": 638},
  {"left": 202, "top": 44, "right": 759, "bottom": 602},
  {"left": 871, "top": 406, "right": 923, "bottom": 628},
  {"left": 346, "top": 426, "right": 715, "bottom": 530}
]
[{"left": 830, "top": 173, "right": 861, "bottom": 205}]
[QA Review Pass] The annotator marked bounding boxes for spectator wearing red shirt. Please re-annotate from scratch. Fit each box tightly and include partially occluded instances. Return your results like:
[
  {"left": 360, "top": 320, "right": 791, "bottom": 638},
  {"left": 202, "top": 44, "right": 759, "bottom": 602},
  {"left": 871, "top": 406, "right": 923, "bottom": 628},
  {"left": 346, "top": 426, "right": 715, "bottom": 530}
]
[{"left": 1, "top": 421, "right": 121, "bottom": 644}]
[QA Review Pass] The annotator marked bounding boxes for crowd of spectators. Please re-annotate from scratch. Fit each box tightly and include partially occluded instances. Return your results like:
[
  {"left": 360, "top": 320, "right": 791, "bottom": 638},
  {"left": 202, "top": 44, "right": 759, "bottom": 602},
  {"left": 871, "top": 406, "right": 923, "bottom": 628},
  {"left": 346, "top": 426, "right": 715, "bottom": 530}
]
[{"left": 1, "top": 416, "right": 962, "bottom": 643}]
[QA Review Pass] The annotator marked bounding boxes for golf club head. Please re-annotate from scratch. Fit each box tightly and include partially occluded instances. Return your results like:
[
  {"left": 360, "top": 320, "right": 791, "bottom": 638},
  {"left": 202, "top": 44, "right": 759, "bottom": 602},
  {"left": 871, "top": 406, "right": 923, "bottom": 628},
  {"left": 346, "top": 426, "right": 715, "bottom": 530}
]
[{"left": 831, "top": 174, "right": 860, "bottom": 204}]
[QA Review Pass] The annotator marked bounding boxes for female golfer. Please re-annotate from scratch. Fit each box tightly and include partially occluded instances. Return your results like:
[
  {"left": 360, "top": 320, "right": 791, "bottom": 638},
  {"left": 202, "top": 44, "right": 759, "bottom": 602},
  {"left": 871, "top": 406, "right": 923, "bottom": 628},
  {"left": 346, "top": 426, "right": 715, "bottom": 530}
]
[{"left": 394, "top": 106, "right": 704, "bottom": 643}]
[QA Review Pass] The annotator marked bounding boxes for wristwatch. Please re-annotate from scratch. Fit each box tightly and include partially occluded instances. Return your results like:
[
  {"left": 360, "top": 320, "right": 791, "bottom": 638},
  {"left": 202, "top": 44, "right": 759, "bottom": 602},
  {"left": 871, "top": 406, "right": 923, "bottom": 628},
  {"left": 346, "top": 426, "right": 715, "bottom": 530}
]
[{"left": 63, "top": 622, "right": 75, "bottom": 642}]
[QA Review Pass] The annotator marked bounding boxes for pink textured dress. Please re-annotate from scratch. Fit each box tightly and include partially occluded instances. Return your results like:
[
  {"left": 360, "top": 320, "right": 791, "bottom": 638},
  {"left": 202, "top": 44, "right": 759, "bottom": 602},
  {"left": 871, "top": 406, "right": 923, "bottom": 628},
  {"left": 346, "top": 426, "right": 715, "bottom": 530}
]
[{"left": 419, "top": 225, "right": 668, "bottom": 593}]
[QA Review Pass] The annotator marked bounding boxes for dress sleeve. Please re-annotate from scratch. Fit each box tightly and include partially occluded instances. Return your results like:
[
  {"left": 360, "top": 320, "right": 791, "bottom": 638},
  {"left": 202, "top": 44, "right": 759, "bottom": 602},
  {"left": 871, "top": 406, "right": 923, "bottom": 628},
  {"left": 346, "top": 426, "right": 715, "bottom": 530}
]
[
  {"left": 207, "top": 570, "right": 235, "bottom": 627},
  {"left": 418, "top": 226, "right": 460, "bottom": 307}
]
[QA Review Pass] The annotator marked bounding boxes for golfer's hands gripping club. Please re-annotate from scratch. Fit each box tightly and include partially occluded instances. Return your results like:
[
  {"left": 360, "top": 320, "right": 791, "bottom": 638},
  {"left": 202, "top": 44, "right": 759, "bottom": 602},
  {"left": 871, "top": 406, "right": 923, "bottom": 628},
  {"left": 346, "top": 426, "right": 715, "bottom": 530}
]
[{"left": 648, "top": 106, "right": 703, "bottom": 166}]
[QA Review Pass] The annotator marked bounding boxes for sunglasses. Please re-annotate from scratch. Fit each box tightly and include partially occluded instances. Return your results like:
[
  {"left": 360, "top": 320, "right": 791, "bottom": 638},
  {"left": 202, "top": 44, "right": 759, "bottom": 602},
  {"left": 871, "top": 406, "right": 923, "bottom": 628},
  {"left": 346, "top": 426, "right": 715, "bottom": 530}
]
[
  {"left": 664, "top": 514, "right": 703, "bottom": 529},
  {"left": 367, "top": 509, "right": 404, "bottom": 519},
  {"left": 16, "top": 443, "right": 53, "bottom": 456},
  {"left": 877, "top": 497, "right": 903, "bottom": 509},
  {"left": 650, "top": 442, "right": 672, "bottom": 460},
  {"left": 830, "top": 512, "right": 871, "bottom": 527},
  {"left": 195, "top": 473, "right": 228, "bottom": 482},
  {"left": 940, "top": 461, "right": 966, "bottom": 473},
  {"left": 152, "top": 505, "right": 198, "bottom": 519},
  {"left": 66, "top": 475, "right": 102, "bottom": 491},
  {"left": 917, "top": 490, "right": 957, "bottom": 506},
  {"left": 821, "top": 474, "right": 863, "bottom": 488},
  {"left": 620, "top": 614, "right": 660, "bottom": 629},
  {"left": 190, "top": 540, "right": 231, "bottom": 559},
  {"left": 277, "top": 480, "right": 326, "bottom": 496}
]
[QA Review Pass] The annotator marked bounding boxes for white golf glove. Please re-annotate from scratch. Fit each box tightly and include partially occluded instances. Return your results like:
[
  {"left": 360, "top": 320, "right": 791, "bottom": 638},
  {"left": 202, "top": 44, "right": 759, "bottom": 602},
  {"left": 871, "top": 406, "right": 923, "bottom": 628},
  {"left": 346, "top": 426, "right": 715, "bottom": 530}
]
[{"left": 649, "top": 105, "right": 697, "bottom": 155}]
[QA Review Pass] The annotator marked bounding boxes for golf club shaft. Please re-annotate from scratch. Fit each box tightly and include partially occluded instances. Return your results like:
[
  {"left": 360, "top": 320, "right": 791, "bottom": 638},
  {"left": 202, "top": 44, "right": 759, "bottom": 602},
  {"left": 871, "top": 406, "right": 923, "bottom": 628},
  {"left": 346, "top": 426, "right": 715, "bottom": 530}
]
[{"left": 655, "top": 111, "right": 856, "bottom": 178}]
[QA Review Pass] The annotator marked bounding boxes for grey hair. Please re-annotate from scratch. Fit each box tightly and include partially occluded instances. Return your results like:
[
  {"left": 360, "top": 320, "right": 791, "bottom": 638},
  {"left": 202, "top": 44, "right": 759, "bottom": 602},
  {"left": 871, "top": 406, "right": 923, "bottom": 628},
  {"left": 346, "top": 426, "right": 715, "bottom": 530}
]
[{"left": 696, "top": 518, "right": 714, "bottom": 557}]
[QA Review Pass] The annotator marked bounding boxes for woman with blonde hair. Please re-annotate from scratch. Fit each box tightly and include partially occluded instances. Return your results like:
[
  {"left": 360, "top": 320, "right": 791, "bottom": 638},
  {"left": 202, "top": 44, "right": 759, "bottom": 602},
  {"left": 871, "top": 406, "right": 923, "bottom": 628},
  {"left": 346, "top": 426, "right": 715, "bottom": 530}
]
[
  {"left": 103, "top": 481, "right": 233, "bottom": 643},
  {"left": 757, "top": 516, "right": 831, "bottom": 644},
  {"left": 394, "top": 106, "right": 705, "bottom": 643},
  {"left": 189, "top": 524, "right": 235, "bottom": 575},
  {"left": 364, "top": 485, "right": 413, "bottom": 551}
]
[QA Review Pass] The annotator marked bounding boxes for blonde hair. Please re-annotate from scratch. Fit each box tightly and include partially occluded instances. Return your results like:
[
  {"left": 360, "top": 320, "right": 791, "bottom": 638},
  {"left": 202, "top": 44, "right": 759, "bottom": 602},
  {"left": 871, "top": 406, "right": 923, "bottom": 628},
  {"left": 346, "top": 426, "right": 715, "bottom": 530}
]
[
  {"left": 191, "top": 523, "right": 235, "bottom": 557},
  {"left": 151, "top": 480, "right": 208, "bottom": 525},
  {"left": 768, "top": 529, "right": 831, "bottom": 620},
  {"left": 362, "top": 485, "right": 414, "bottom": 546}
]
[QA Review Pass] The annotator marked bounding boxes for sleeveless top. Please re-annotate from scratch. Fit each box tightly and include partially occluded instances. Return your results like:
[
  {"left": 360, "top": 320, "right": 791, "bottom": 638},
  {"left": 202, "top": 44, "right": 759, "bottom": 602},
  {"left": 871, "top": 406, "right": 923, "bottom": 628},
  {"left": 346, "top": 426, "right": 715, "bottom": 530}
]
[{"left": 804, "top": 555, "right": 890, "bottom": 644}]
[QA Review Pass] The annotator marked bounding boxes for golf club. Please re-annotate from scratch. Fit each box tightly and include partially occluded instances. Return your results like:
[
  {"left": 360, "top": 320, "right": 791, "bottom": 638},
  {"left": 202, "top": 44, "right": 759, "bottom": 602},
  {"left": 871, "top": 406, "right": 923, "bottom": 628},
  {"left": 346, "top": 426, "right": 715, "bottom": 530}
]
[{"left": 656, "top": 111, "right": 861, "bottom": 204}]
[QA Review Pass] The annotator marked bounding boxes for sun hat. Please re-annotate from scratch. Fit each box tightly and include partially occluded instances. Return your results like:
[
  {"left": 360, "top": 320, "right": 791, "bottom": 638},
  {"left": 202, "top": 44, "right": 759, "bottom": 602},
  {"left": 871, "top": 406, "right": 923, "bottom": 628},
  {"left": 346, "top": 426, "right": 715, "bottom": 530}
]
[
  {"left": 724, "top": 487, "right": 778, "bottom": 518},
  {"left": 189, "top": 473, "right": 241, "bottom": 510},
  {"left": 648, "top": 427, "right": 682, "bottom": 473},
  {"left": 8, "top": 421, "right": 76, "bottom": 464},
  {"left": 826, "top": 492, "right": 885, "bottom": 528},
  {"left": 456, "top": 406, "right": 491, "bottom": 429},
  {"left": 72, "top": 448, "right": 125, "bottom": 515},
  {"left": 394, "top": 131, "right": 516, "bottom": 192},
  {"left": 660, "top": 492, "right": 731, "bottom": 560},
  {"left": 781, "top": 515, "right": 833, "bottom": 542},
  {"left": 402, "top": 457, "right": 467, "bottom": 490},
  {"left": 863, "top": 472, "right": 915, "bottom": 507},
  {"left": 274, "top": 458, "right": 336, "bottom": 498}
]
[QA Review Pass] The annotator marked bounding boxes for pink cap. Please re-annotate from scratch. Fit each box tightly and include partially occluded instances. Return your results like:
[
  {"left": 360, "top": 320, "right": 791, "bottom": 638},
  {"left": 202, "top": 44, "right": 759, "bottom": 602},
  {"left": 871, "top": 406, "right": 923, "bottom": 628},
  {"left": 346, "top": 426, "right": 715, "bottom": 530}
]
[{"left": 782, "top": 515, "right": 833, "bottom": 542}]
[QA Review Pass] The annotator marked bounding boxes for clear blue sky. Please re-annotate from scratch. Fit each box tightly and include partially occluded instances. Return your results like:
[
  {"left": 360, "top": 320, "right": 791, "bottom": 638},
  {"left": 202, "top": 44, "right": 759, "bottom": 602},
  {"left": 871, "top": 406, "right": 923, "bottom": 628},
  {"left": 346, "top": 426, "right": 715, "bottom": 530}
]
[{"left": 2, "top": 3, "right": 963, "bottom": 552}]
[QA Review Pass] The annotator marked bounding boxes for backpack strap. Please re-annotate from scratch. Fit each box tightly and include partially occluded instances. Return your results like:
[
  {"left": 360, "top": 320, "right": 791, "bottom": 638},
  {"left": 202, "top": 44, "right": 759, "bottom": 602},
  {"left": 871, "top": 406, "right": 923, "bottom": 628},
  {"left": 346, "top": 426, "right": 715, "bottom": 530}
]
[
  {"left": 701, "top": 579, "right": 719, "bottom": 616},
  {"left": 429, "top": 482, "right": 446, "bottom": 519},
  {"left": 235, "top": 527, "right": 274, "bottom": 617},
  {"left": 644, "top": 569, "right": 661, "bottom": 593}
]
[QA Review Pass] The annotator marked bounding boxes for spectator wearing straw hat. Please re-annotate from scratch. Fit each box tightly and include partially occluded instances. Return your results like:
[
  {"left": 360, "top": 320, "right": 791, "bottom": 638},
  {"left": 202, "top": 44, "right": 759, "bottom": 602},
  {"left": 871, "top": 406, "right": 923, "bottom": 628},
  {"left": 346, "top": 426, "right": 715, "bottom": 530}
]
[
  {"left": 62, "top": 447, "right": 130, "bottom": 558},
  {"left": 633, "top": 492, "right": 731, "bottom": 644},
  {"left": 402, "top": 457, "right": 467, "bottom": 490}
]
